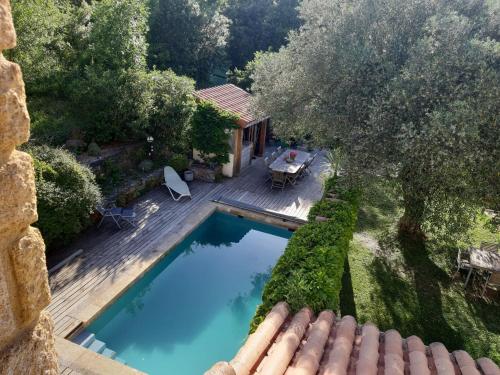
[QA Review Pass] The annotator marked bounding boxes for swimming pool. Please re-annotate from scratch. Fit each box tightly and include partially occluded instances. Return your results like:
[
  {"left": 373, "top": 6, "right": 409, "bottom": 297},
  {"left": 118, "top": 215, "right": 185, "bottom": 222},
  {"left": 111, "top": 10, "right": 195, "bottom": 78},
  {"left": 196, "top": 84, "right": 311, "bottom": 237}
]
[{"left": 81, "top": 212, "right": 291, "bottom": 374}]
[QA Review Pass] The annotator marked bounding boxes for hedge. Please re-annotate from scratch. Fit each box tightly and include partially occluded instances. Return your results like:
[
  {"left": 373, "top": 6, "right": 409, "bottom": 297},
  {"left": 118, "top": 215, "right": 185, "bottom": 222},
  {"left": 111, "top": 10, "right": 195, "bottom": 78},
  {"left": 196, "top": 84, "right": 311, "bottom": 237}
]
[
  {"left": 250, "top": 176, "right": 360, "bottom": 331},
  {"left": 29, "top": 146, "right": 102, "bottom": 250}
]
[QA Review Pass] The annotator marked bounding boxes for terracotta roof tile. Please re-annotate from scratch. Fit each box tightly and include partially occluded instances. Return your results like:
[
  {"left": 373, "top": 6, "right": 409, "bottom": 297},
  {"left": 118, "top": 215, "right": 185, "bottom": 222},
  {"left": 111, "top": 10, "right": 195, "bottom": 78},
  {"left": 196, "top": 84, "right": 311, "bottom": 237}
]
[
  {"left": 194, "top": 84, "right": 266, "bottom": 127},
  {"left": 205, "top": 302, "right": 500, "bottom": 375}
]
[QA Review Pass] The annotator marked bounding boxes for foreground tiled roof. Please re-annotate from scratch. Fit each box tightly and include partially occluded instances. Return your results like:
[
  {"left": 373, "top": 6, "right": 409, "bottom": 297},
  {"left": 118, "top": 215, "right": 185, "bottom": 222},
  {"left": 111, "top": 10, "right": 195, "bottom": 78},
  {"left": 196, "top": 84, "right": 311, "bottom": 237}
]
[
  {"left": 194, "top": 84, "right": 265, "bottom": 127},
  {"left": 206, "top": 302, "right": 499, "bottom": 375}
]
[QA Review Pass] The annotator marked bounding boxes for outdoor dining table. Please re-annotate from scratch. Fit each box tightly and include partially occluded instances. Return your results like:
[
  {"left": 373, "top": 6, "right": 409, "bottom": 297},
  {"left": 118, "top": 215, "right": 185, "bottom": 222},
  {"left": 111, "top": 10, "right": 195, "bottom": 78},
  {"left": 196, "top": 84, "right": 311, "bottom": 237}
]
[
  {"left": 464, "top": 248, "right": 500, "bottom": 288},
  {"left": 269, "top": 149, "right": 311, "bottom": 174}
]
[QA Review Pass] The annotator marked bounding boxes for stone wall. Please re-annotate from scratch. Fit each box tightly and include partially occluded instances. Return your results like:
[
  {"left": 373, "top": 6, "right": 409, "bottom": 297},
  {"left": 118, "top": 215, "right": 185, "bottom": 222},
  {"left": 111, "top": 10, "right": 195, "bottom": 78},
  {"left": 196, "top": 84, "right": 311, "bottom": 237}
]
[{"left": 0, "top": 0, "right": 59, "bottom": 373}]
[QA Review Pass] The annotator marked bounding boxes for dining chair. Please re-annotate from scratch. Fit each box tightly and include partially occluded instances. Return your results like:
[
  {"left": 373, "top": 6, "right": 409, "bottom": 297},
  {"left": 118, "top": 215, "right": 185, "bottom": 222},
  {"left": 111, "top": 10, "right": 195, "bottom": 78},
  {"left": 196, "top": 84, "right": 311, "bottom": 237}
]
[
  {"left": 264, "top": 157, "right": 272, "bottom": 181},
  {"left": 271, "top": 171, "right": 287, "bottom": 191},
  {"left": 454, "top": 248, "right": 472, "bottom": 277},
  {"left": 271, "top": 152, "right": 277, "bottom": 161},
  {"left": 304, "top": 152, "right": 318, "bottom": 174},
  {"left": 481, "top": 271, "right": 500, "bottom": 297},
  {"left": 480, "top": 242, "right": 499, "bottom": 252},
  {"left": 288, "top": 167, "right": 303, "bottom": 185}
]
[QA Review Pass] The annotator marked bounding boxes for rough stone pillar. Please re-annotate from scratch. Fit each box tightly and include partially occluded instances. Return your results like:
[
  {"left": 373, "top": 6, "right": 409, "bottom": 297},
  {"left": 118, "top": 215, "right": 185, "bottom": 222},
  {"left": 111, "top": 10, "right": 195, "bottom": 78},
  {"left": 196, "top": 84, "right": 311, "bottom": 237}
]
[{"left": 0, "top": 0, "right": 59, "bottom": 373}]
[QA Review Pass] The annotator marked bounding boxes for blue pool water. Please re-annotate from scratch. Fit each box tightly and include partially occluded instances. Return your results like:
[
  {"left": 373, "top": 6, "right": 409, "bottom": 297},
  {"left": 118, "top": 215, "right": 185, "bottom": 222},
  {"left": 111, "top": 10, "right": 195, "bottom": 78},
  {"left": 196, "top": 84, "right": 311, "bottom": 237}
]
[{"left": 87, "top": 212, "right": 291, "bottom": 374}]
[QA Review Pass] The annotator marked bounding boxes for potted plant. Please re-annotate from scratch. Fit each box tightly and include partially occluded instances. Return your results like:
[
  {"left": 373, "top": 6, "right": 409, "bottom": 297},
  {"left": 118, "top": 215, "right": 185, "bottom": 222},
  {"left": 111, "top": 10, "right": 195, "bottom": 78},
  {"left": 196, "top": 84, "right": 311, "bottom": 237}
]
[{"left": 289, "top": 151, "right": 297, "bottom": 161}]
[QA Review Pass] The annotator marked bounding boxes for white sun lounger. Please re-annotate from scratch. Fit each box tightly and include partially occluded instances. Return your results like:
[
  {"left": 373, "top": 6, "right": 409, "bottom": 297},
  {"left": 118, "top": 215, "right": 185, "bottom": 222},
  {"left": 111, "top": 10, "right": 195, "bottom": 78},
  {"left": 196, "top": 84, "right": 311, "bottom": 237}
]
[{"left": 163, "top": 166, "right": 192, "bottom": 201}]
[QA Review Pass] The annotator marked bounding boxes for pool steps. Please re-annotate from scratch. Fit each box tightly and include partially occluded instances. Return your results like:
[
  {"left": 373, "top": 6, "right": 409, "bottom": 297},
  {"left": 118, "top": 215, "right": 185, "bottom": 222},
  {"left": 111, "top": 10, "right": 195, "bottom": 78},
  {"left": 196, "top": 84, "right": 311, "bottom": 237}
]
[{"left": 72, "top": 330, "right": 125, "bottom": 364}]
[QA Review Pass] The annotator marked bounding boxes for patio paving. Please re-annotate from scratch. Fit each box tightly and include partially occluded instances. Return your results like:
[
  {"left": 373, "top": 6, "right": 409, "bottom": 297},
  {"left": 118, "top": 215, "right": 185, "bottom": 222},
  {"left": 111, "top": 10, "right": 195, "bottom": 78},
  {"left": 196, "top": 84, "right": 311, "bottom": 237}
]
[{"left": 47, "top": 150, "right": 329, "bottom": 338}]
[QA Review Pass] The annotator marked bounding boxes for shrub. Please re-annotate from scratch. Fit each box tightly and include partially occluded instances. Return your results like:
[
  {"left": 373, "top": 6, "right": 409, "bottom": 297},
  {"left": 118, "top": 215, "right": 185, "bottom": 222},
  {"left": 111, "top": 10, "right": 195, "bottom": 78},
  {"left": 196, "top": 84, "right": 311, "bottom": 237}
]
[
  {"left": 250, "top": 176, "right": 359, "bottom": 331},
  {"left": 191, "top": 100, "right": 238, "bottom": 166},
  {"left": 29, "top": 146, "right": 102, "bottom": 250},
  {"left": 169, "top": 154, "right": 189, "bottom": 172},
  {"left": 87, "top": 141, "right": 101, "bottom": 156},
  {"left": 96, "top": 159, "right": 124, "bottom": 194},
  {"left": 145, "top": 70, "right": 196, "bottom": 154},
  {"left": 138, "top": 159, "right": 154, "bottom": 172}
]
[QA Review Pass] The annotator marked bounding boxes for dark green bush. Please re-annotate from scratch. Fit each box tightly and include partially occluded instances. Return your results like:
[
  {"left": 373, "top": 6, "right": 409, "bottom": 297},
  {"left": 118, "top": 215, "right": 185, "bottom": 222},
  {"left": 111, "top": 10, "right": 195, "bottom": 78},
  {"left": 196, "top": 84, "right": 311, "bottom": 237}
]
[
  {"left": 87, "top": 141, "right": 101, "bottom": 156},
  {"left": 145, "top": 70, "right": 196, "bottom": 154},
  {"left": 250, "top": 176, "right": 359, "bottom": 331},
  {"left": 169, "top": 154, "right": 189, "bottom": 172},
  {"left": 29, "top": 146, "right": 102, "bottom": 250},
  {"left": 96, "top": 159, "right": 125, "bottom": 194}
]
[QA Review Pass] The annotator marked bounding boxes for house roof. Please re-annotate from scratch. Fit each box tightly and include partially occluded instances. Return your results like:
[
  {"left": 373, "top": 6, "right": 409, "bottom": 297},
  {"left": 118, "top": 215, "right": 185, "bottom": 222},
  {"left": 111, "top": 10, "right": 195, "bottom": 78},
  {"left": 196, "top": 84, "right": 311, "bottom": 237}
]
[
  {"left": 205, "top": 302, "right": 500, "bottom": 375},
  {"left": 194, "top": 84, "right": 267, "bottom": 128}
]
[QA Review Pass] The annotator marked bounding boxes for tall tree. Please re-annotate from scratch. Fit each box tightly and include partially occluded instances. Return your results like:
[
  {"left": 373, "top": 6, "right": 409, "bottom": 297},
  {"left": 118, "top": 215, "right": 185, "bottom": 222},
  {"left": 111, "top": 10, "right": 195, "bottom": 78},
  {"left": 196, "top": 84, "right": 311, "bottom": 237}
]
[
  {"left": 252, "top": 0, "right": 500, "bottom": 239},
  {"left": 69, "top": 0, "right": 152, "bottom": 142},
  {"left": 224, "top": 0, "right": 300, "bottom": 69},
  {"left": 6, "top": 0, "right": 70, "bottom": 95},
  {"left": 148, "top": 0, "right": 229, "bottom": 86}
]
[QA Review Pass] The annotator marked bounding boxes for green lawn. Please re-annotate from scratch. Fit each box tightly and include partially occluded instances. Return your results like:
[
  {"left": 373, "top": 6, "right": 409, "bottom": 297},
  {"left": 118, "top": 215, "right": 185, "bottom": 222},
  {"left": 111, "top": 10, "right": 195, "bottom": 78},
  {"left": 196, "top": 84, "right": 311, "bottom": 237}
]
[{"left": 340, "top": 179, "right": 500, "bottom": 362}]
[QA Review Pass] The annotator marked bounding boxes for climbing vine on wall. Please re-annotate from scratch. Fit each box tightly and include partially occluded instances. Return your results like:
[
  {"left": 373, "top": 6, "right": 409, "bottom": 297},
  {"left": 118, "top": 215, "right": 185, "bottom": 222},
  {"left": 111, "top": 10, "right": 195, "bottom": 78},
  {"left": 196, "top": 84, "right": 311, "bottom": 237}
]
[{"left": 191, "top": 100, "right": 238, "bottom": 166}]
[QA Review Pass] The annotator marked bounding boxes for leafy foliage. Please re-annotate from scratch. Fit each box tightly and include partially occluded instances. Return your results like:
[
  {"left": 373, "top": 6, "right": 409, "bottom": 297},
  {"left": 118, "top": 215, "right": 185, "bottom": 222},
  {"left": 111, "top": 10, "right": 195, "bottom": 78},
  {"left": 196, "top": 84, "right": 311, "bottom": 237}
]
[
  {"left": 9, "top": 0, "right": 154, "bottom": 144},
  {"left": 251, "top": 0, "right": 500, "bottom": 239},
  {"left": 224, "top": 0, "right": 300, "bottom": 69},
  {"left": 169, "top": 154, "right": 190, "bottom": 172},
  {"left": 6, "top": 0, "right": 70, "bottom": 96},
  {"left": 68, "top": 0, "right": 151, "bottom": 143},
  {"left": 148, "top": 0, "right": 230, "bottom": 86},
  {"left": 29, "top": 146, "right": 102, "bottom": 250},
  {"left": 145, "top": 70, "right": 196, "bottom": 153},
  {"left": 227, "top": 51, "right": 267, "bottom": 91},
  {"left": 250, "top": 177, "right": 360, "bottom": 330},
  {"left": 191, "top": 100, "right": 238, "bottom": 165}
]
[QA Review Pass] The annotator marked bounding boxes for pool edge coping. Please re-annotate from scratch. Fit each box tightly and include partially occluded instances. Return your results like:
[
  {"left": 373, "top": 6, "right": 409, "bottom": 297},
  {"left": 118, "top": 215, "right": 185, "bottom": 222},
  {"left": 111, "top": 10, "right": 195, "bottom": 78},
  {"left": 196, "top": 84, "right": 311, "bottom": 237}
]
[
  {"left": 58, "top": 202, "right": 218, "bottom": 339},
  {"left": 58, "top": 201, "right": 303, "bottom": 339},
  {"left": 55, "top": 200, "right": 305, "bottom": 373}
]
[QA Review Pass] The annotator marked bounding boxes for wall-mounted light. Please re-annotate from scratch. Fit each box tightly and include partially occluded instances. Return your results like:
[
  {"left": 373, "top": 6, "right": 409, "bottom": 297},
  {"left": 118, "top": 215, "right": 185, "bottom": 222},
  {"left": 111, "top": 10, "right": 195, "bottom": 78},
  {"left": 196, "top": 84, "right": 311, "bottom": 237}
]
[{"left": 147, "top": 136, "right": 154, "bottom": 157}]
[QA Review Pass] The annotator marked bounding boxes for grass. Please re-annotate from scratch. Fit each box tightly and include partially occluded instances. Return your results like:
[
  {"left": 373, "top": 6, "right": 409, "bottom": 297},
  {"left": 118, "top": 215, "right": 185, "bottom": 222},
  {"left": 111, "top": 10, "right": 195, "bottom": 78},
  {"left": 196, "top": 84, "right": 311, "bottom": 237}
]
[{"left": 340, "top": 178, "right": 500, "bottom": 363}]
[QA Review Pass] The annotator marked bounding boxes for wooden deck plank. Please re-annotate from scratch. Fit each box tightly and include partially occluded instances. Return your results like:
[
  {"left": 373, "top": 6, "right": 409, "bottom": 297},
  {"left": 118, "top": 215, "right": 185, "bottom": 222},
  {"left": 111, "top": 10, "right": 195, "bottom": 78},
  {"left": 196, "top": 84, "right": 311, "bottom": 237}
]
[{"left": 49, "top": 151, "right": 328, "bottom": 334}]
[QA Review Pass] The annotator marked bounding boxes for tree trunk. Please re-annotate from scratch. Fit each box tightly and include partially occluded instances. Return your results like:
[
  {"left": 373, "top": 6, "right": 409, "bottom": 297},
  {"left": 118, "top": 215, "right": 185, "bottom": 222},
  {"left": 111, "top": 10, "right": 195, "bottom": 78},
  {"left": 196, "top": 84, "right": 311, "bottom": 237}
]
[{"left": 398, "top": 191, "right": 426, "bottom": 239}]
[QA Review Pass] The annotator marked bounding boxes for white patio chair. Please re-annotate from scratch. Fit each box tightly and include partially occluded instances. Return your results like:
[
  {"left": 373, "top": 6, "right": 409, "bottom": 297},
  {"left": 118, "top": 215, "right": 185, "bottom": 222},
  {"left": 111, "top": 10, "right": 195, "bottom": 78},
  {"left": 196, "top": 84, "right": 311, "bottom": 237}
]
[
  {"left": 163, "top": 166, "right": 192, "bottom": 201},
  {"left": 270, "top": 151, "right": 278, "bottom": 161}
]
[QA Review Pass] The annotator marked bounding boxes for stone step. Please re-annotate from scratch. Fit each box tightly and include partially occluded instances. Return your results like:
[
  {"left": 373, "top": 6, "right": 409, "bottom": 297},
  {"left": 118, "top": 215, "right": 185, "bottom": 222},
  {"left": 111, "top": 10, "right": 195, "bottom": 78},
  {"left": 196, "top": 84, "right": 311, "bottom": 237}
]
[
  {"left": 102, "top": 348, "right": 117, "bottom": 359},
  {"left": 88, "top": 339, "right": 106, "bottom": 354},
  {"left": 115, "top": 357, "right": 127, "bottom": 365},
  {"left": 73, "top": 329, "right": 122, "bottom": 364},
  {"left": 73, "top": 331, "right": 95, "bottom": 349}
]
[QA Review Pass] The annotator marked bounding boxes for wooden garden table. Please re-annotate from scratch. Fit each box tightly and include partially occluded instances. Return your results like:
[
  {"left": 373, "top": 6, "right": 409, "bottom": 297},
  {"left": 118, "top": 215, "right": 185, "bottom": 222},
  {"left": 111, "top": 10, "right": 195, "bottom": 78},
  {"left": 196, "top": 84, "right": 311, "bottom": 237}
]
[
  {"left": 269, "top": 149, "right": 311, "bottom": 174},
  {"left": 464, "top": 248, "right": 500, "bottom": 288}
]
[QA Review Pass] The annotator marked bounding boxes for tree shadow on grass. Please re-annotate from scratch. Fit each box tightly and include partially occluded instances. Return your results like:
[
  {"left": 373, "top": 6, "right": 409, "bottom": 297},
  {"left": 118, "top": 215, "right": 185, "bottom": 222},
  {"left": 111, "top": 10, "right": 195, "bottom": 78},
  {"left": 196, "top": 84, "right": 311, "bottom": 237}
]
[
  {"left": 356, "top": 178, "right": 401, "bottom": 233},
  {"left": 381, "top": 232, "right": 464, "bottom": 349}
]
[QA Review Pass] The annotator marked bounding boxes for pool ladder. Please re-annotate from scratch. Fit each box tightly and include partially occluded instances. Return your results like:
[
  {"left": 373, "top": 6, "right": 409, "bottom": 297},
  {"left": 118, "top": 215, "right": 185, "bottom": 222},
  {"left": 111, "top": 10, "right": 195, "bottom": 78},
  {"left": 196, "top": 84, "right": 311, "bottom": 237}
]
[{"left": 73, "top": 330, "right": 127, "bottom": 365}]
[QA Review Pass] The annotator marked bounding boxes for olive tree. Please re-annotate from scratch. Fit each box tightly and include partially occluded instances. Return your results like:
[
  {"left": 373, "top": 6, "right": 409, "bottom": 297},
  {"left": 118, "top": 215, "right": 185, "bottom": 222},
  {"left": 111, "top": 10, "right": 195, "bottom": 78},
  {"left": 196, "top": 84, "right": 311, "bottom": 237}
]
[{"left": 252, "top": 0, "right": 500, "bottom": 238}]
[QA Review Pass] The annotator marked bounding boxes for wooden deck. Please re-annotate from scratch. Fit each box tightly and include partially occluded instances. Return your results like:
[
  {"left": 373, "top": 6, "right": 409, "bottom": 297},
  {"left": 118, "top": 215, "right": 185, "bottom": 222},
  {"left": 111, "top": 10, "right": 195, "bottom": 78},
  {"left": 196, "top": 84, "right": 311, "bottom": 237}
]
[{"left": 48, "top": 151, "right": 329, "bottom": 338}]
